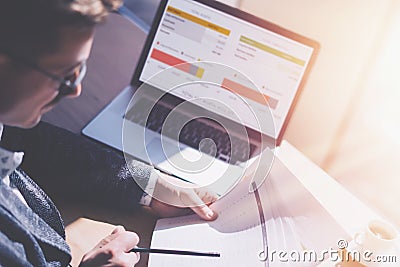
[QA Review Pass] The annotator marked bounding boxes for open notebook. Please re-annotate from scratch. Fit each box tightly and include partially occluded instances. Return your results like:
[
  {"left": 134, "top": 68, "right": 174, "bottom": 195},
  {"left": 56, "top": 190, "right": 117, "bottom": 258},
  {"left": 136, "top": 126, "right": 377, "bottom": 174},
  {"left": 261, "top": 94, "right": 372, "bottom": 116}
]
[{"left": 148, "top": 147, "right": 348, "bottom": 266}]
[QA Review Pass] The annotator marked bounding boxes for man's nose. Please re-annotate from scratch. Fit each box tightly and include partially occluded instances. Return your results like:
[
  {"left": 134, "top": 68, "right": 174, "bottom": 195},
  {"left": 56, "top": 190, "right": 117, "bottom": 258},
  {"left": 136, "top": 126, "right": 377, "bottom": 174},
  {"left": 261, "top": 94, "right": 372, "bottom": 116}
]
[
  {"left": 69, "top": 82, "right": 82, "bottom": 98},
  {"left": 65, "top": 70, "right": 82, "bottom": 98}
]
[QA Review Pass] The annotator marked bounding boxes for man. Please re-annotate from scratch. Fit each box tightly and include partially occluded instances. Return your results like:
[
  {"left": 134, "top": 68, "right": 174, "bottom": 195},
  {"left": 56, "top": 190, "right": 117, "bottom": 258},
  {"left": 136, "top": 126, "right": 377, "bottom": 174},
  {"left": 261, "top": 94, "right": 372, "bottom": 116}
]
[{"left": 0, "top": 0, "right": 217, "bottom": 266}]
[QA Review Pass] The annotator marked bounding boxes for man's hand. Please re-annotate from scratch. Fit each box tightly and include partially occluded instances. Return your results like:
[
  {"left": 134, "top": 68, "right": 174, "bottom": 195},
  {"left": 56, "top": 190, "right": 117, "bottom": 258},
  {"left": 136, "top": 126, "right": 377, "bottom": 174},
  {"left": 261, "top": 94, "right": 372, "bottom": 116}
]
[
  {"left": 79, "top": 226, "right": 140, "bottom": 267},
  {"left": 149, "top": 172, "right": 219, "bottom": 221}
]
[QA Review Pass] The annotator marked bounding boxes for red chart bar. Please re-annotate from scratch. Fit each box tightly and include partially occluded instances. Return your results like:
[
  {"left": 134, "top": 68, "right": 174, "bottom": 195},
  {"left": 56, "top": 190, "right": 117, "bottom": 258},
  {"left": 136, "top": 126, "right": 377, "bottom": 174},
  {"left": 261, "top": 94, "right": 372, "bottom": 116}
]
[
  {"left": 150, "top": 48, "right": 190, "bottom": 73},
  {"left": 221, "top": 78, "right": 278, "bottom": 109}
]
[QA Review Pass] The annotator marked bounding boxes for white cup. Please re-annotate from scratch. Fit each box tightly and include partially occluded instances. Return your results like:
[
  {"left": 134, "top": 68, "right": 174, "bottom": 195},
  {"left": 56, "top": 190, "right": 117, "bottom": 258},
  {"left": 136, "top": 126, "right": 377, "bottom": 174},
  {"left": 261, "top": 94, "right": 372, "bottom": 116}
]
[{"left": 354, "top": 219, "right": 399, "bottom": 255}]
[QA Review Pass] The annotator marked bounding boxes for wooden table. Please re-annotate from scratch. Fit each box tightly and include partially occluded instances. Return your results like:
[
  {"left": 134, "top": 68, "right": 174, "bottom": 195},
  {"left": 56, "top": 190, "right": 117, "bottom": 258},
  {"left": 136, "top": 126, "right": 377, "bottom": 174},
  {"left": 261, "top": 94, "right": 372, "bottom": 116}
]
[{"left": 43, "top": 13, "right": 156, "bottom": 267}]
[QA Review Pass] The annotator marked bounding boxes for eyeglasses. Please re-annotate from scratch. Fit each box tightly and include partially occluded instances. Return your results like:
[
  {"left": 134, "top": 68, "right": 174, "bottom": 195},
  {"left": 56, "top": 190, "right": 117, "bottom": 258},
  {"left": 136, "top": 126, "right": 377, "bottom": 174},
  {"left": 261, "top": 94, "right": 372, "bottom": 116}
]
[
  {"left": 2, "top": 50, "right": 87, "bottom": 96},
  {"left": 33, "top": 60, "right": 87, "bottom": 96}
]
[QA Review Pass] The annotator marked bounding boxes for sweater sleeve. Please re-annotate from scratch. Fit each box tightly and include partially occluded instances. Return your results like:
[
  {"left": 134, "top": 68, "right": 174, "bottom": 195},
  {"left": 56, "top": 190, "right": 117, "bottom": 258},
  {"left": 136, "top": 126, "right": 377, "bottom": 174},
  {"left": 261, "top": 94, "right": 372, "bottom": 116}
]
[
  {"left": 0, "top": 230, "right": 34, "bottom": 267},
  {"left": 0, "top": 121, "right": 154, "bottom": 211}
]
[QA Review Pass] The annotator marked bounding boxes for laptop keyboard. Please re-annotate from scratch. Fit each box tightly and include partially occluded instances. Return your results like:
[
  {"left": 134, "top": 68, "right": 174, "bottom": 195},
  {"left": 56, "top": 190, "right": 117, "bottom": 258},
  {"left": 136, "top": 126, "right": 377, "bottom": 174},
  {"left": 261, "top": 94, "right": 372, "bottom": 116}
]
[{"left": 125, "top": 99, "right": 256, "bottom": 165}]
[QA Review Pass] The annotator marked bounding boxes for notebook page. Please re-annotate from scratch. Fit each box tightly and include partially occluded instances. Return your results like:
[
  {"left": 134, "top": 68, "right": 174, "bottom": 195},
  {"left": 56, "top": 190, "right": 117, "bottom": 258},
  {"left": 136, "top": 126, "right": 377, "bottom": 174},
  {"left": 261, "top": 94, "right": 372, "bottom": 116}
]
[
  {"left": 149, "top": 159, "right": 271, "bottom": 266},
  {"left": 149, "top": 156, "right": 318, "bottom": 266}
]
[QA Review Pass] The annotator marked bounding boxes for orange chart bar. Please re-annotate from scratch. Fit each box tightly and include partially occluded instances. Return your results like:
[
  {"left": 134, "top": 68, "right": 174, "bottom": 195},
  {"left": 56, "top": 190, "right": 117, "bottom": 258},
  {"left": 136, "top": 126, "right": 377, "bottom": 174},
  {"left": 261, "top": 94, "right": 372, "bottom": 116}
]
[
  {"left": 221, "top": 78, "right": 278, "bottom": 109},
  {"left": 150, "top": 49, "right": 204, "bottom": 78},
  {"left": 167, "top": 6, "right": 231, "bottom": 36}
]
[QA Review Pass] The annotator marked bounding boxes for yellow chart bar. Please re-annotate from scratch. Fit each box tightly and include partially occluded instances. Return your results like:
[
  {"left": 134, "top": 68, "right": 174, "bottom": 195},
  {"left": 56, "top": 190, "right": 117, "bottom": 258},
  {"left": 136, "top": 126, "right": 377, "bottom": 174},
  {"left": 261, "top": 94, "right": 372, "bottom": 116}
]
[
  {"left": 167, "top": 6, "right": 231, "bottom": 36},
  {"left": 196, "top": 68, "right": 205, "bottom": 78},
  {"left": 240, "top": 36, "right": 305, "bottom": 66}
]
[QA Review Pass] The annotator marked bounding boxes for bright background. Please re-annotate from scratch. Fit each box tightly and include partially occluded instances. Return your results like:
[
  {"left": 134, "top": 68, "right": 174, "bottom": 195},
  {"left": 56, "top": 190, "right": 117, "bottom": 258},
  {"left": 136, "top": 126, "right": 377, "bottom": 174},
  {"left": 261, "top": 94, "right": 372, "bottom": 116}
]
[{"left": 240, "top": 0, "right": 400, "bottom": 228}]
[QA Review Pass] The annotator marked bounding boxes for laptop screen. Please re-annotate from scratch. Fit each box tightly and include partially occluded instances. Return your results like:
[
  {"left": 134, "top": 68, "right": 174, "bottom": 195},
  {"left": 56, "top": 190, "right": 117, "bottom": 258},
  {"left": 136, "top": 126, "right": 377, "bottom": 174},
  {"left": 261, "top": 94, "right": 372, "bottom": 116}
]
[{"left": 133, "top": 0, "right": 319, "bottom": 143}]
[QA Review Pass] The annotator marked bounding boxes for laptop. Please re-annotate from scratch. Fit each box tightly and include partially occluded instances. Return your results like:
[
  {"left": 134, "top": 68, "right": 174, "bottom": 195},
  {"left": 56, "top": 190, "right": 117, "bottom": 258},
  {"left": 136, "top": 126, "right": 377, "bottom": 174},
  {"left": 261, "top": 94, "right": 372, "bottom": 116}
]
[{"left": 82, "top": 0, "right": 319, "bottom": 195}]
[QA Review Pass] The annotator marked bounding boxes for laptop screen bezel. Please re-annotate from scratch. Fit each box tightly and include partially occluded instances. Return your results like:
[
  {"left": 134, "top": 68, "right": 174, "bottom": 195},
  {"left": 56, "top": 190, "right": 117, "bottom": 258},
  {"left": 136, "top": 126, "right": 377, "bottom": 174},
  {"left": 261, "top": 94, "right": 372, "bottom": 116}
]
[{"left": 130, "top": 0, "right": 320, "bottom": 146}]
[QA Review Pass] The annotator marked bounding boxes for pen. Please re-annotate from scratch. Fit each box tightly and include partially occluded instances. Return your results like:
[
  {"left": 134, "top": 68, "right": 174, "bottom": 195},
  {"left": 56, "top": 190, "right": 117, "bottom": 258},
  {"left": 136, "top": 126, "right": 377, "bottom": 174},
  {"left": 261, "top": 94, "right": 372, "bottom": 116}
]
[
  {"left": 129, "top": 247, "right": 220, "bottom": 257},
  {"left": 151, "top": 165, "right": 193, "bottom": 184},
  {"left": 151, "top": 165, "right": 222, "bottom": 196}
]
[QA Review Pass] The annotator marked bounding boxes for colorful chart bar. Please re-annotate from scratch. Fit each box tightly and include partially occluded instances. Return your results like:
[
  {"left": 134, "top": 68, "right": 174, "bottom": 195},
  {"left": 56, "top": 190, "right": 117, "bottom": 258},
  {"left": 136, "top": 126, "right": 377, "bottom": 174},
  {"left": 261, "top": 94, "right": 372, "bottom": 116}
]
[
  {"left": 240, "top": 36, "right": 305, "bottom": 66},
  {"left": 151, "top": 48, "right": 204, "bottom": 78},
  {"left": 167, "top": 6, "right": 231, "bottom": 36},
  {"left": 221, "top": 78, "right": 278, "bottom": 109}
]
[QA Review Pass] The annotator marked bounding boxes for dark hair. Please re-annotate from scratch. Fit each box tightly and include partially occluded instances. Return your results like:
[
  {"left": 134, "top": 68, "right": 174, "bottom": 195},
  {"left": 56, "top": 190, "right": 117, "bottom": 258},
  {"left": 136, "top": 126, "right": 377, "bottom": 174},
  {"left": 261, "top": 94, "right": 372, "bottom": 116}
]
[{"left": 0, "top": 0, "right": 122, "bottom": 58}]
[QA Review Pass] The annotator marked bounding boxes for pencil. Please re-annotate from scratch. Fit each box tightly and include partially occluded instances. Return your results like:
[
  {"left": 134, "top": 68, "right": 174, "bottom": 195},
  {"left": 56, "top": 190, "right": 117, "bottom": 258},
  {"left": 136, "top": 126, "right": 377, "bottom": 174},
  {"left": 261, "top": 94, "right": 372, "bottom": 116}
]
[{"left": 129, "top": 247, "right": 220, "bottom": 257}]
